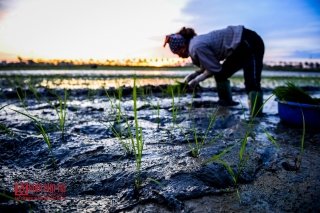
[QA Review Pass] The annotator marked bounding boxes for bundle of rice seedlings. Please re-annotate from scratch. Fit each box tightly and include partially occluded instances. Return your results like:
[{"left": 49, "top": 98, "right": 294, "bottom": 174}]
[{"left": 273, "top": 82, "right": 320, "bottom": 105}]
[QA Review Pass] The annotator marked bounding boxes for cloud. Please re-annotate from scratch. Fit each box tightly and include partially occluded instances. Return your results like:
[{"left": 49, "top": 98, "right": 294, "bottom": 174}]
[
  {"left": 0, "top": 0, "right": 15, "bottom": 20},
  {"left": 180, "top": 0, "right": 320, "bottom": 59},
  {"left": 0, "top": 0, "right": 7, "bottom": 19}
]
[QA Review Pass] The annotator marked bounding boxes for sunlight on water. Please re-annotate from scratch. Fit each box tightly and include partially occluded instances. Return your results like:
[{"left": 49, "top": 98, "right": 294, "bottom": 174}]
[
  {"left": 1, "top": 70, "right": 319, "bottom": 90},
  {"left": 38, "top": 77, "right": 184, "bottom": 89},
  {"left": 37, "top": 76, "right": 320, "bottom": 90}
]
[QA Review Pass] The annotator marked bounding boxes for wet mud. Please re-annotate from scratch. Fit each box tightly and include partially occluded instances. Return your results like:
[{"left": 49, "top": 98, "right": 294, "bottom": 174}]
[{"left": 1, "top": 84, "right": 320, "bottom": 213}]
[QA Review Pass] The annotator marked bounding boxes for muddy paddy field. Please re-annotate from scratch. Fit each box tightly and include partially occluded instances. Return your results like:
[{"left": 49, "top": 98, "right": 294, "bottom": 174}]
[{"left": 0, "top": 72, "right": 320, "bottom": 212}]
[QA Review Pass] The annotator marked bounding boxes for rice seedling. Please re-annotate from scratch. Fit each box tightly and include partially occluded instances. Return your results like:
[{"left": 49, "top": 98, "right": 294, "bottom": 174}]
[
  {"left": 86, "top": 88, "right": 91, "bottom": 100},
  {"left": 0, "top": 122, "right": 12, "bottom": 135},
  {"left": 202, "top": 94, "right": 279, "bottom": 202},
  {"left": 149, "top": 99, "right": 160, "bottom": 129},
  {"left": 104, "top": 89, "right": 115, "bottom": 109},
  {"left": 171, "top": 86, "right": 178, "bottom": 126},
  {"left": 100, "top": 115, "right": 133, "bottom": 156},
  {"left": 250, "top": 90, "right": 306, "bottom": 172},
  {"left": 248, "top": 93, "right": 276, "bottom": 125},
  {"left": 169, "top": 82, "right": 188, "bottom": 127},
  {"left": 16, "top": 88, "right": 27, "bottom": 111},
  {"left": 132, "top": 74, "right": 144, "bottom": 198},
  {"left": 177, "top": 107, "right": 221, "bottom": 157},
  {"left": 114, "top": 85, "right": 123, "bottom": 130},
  {"left": 201, "top": 132, "right": 251, "bottom": 202},
  {"left": 188, "top": 88, "right": 197, "bottom": 113},
  {"left": 275, "top": 105, "right": 306, "bottom": 172},
  {"left": 103, "top": 75, "right": 149, "bottom": 198},
  {"left": 26, "top": 78, "right": 40, "bottom": 101},
  {"left": 11, "top": 109, "right": 57, "bottom": 169},
  {"left": 0, "top": 104, "right": 15, "bottom": 137},
  {"left": 273, "top": 81, "right": 320, "bottom": 105},
  {"left": 0, "top": 192, "right": 34, "bottom": 212},
  {"left": 138, "top": 87, "right": 147, "bottom": 101},
  {"left": 101, "top": 78, "right": 146, "bottom": 160},
  {"left": 145, "top": 87, "right": 161, "bottom": 129},
  {"left": 47, "top": 90, "right": 68, "bottom": 139},
  {"left": 101, "top": 87, "right": 136, "bottom": 155}
]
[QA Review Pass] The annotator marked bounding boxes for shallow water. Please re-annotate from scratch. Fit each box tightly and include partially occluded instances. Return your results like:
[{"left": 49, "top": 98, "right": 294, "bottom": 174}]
[
  {"left": 1, "top": 70, "right": 319, "bottom": 90},
  {"left": 2, "top": 69, "right": 320, "bottom": 77},
  {"left": 0, "top": 74, "right": 320, "bottom": 212}
]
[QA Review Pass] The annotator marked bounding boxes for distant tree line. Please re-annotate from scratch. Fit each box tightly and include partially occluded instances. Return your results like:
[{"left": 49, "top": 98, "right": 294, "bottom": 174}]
[
  {"left": 0, "top": 56, "right": 193, "bottom": 68},
  {"left": 263, "top": 61, "right": 320, "bottom": 69},
  {"left": 0, "top": 56, "right": 319, "bottom": 70}
]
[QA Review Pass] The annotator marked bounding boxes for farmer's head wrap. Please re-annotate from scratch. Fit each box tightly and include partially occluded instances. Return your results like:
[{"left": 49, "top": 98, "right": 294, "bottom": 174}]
[{"left": 163, "top": 34, "right": 186, "bottom": 53}]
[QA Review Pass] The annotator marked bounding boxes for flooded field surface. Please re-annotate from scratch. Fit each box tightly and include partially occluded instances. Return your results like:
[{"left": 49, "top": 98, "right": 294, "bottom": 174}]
[{"left": 0, "top": 72, "right": 320, "bottom": 212}]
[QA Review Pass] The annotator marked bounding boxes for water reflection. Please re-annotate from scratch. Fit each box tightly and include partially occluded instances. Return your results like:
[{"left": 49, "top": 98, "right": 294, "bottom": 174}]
[
  {"left": 37, "top": 76, "right": 320, "bottom": 90},
  {"left": 38, "top": 77, "right": 182, "bottom": 89},
  {"left": 1, "top": 69, "right": 319, "bottom": 89},
  {"left": 2, "top": 69, "right": 320, "bottom": 77}
]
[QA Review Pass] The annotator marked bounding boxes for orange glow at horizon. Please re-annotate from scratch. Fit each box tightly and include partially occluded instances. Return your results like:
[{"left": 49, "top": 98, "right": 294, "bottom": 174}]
[{"left": 3, "top": 56, "right": 193, "bottom": 67}]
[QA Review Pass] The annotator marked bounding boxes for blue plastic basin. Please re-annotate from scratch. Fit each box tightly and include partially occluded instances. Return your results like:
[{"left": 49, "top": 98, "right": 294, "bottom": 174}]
[{"left": 276, "top": 99, "right": 320, "bottom": 128}]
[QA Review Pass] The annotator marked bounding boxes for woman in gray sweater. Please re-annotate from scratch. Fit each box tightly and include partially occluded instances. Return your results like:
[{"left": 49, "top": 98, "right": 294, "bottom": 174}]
[{"left": 163, "top": 26, "right": 265, "bottom": 116}]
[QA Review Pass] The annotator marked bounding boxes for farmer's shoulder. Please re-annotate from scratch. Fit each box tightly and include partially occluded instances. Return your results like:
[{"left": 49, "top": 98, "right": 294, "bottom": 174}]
[
  {"left": 210, "top": 25, "right": 244, "bottom": 36},
  {"left": 189, "top": 33, "right": 211, "bottom": 51}
]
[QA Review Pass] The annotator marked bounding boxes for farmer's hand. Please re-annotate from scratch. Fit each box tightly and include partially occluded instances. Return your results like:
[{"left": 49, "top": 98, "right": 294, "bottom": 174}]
[
  {"left": 184, "top": 69, "right": 204, "bottom": 83},
  {"left": 184, "top": 72, "right": 200, "bottom": 83},
  {"left": 188, "top": 70, "right": 214, "bottom": 88}
]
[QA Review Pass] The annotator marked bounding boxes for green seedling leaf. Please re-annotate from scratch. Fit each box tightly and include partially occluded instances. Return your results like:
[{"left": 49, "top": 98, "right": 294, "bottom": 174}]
[
  {"left": 236, "top": 189, "right": 242, "bottom": 204},
  {"left": 273, "top": 81, "right": 319, "bottom": 105},
  {"left": 10, "top": 108, "right": 56, "bottom": 169},
  {"left": 11, "top": 109, "right": 52, "bottom": 151},
  {"left": 239, "top": 132, "right": 249, "bottom": 161},
  {"left": 216, "top": 159, "right": 237, "bottom": 183},
  {"left": 0, "top": 192, "right": 34, "bottom": 212},
  {"left": 132, "top": 75, "right": 145, "bottom": 191},
  {"left": 250, "top": 92, "right": 259, "bottom": 118},
  {"left": 99, "top": 120, "right": 132, "bottom": 154},
  {"left": 202, "top": 108, "right": 219, "bottom": 143},
  {"left": 27, "top": 81, "right": 40, "bottom": 101},
  {"left": 16, "top": 89, "right": 27, "bottom": 111},
  {"left": 260, "top": 126, "right": 280, "bottom": 148},
  {"left": 47, "top": 90, "right": 68, "bottom": 138},
  {"left": 202, "top": 141, "right": 240, "bottom": 165},
  {"left": 147, "top": 178, "right": 166, "bottom": 188},
  {"left": 207, "top": 132, "right": 223, "bottom": 146},
  {"left": 237, "top": 147, "right": 253, "bottom": 181},
  {"left": 238, "top": 97, "right": 248, "bottom": 125},
  {"left": 0, "top": 105, "right": 14, "bottom": 136},
  {"left": 296, "top": 104, "right": 306, "bottom": 170},
  {"left": 0, "top": 192, "right": 20, "bottom": 201},
  {"left": 0, "top": 104, "right": 10, "bottom": 110},
  {"left": 250, "top": 94, "right": 274, "bottom": 123},
  {"left": 104, "top": 89, "right": 115, "bottom": 108},
  {"left": 176, "top": 124, "right": 197, "bottom": 156}
]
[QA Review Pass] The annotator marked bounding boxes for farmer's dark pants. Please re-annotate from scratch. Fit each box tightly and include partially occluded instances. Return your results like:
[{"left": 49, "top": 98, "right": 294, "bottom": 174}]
[{"left": 214, "top": 28, "right": 265, "bottom": 94}]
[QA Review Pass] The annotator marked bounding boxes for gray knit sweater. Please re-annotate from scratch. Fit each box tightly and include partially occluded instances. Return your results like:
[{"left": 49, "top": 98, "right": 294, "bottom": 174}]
[{"left": 188, "top": 25, "right": 244, "bottom": 74}]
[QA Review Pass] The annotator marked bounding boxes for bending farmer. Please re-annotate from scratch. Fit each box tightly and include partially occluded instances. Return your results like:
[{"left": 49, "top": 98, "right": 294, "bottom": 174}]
[{"left": 163, "top": 25, "right": 265, "bottom": 116}]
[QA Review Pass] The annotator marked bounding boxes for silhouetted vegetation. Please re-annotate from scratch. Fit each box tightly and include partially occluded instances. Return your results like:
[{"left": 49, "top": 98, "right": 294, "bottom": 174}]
[{"left": 0, "top": 57, "right": 319, "bottom": 72}]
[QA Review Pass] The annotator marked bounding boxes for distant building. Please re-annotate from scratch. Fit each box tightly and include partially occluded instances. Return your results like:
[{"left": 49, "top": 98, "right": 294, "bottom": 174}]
[
  {"left": 27, "top": 60, "right": 36, "bottom": 65},
  {"left": 0, "top": 61, "right": 7, "bottom": 66}
]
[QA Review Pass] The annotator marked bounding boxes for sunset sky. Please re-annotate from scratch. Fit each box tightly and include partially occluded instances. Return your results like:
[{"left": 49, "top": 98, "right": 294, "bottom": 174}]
[{"left": 0, "top": 0, "right": 319, "bottom": 62}]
